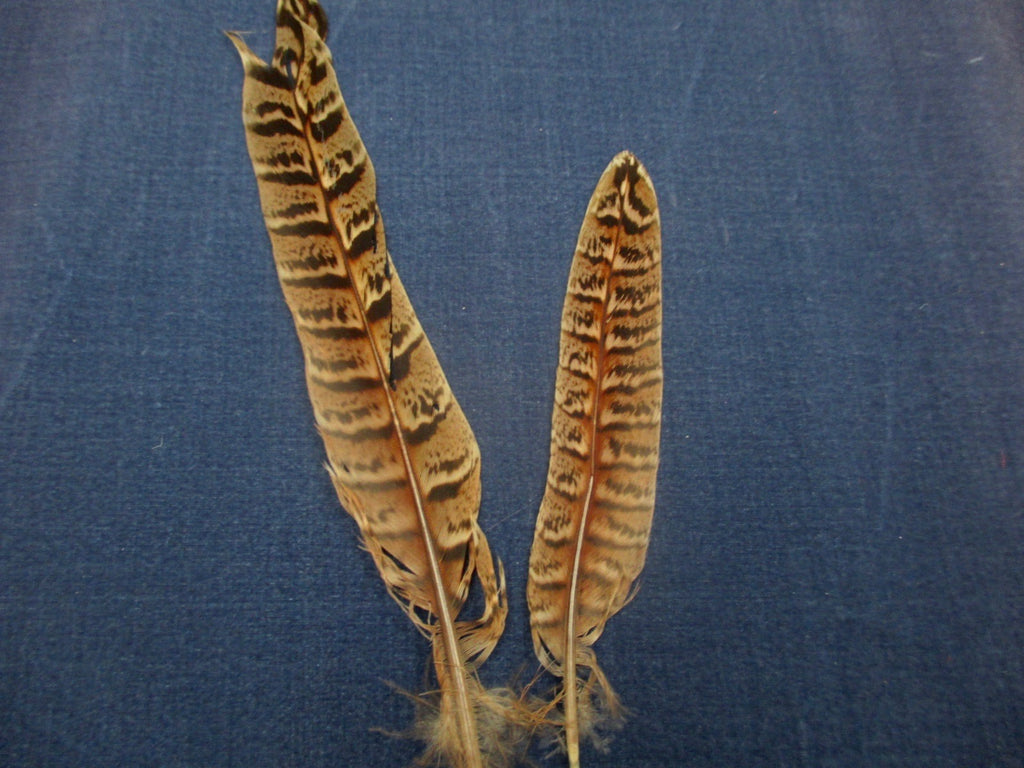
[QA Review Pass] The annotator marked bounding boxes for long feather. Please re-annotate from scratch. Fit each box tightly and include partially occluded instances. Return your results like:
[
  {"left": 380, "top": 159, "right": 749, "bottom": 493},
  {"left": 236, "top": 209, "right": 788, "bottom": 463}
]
[
  {"left": 527, "top": 152, "right": 662, "bottom": 767},
  {"left": 228, "top": 3, "right": 507, "bottom": 766}
]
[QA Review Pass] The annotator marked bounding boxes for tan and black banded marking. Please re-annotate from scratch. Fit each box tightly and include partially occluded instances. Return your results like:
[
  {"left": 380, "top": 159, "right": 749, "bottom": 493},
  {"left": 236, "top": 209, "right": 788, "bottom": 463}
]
[
  {"left": 527, "top": 152, "right": 662, "bottom": 695},
  {"left": 229, "top": 0, "right": 504, "bottom": 670}
]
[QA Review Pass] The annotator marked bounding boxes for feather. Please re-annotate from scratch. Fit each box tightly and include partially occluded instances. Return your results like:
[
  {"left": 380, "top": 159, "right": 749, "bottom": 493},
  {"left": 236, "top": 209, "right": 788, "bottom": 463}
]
[
  {"left": 228, "top": 3, "right": 507, "bottom": 766},
  {"left": 526, "top": 152, "right": 662, "bottom": 767}
]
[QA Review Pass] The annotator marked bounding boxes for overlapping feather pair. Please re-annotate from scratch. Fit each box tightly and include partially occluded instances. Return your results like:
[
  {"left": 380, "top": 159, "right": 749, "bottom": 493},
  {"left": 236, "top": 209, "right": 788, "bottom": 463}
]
[{"left": 229, "top": 3, "right": 662, "bottom": 766}]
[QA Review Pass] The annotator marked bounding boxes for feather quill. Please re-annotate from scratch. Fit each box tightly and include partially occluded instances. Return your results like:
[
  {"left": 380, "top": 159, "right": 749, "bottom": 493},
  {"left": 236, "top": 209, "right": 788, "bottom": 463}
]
[
  {"left": 228, "top": 3, "right": 507, "bottom": 766},
  {"left": 527, "top": 152, "right": 662, "bottom": 767}
]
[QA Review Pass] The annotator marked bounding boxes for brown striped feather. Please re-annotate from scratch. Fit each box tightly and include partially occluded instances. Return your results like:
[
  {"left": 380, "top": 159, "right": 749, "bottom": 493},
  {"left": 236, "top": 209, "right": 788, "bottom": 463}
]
[
  {"left": 229, "top": 3, "right": 506, "bottom": 766},
  {"left": 527, "top": 152, "right": 662, "bottom": 768}
]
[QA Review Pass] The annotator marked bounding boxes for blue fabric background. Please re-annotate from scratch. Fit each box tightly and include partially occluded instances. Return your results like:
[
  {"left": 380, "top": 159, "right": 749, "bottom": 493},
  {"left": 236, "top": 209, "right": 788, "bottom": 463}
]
[{"left": 2, "top": 1, "right": 1022, "bottom": 766}]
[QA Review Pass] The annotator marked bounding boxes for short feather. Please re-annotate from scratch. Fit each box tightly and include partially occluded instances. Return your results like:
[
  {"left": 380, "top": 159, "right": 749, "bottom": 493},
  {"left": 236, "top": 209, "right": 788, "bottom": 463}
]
[{"left": 526, "top": 152, "right": 662, "bottom": 768}]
